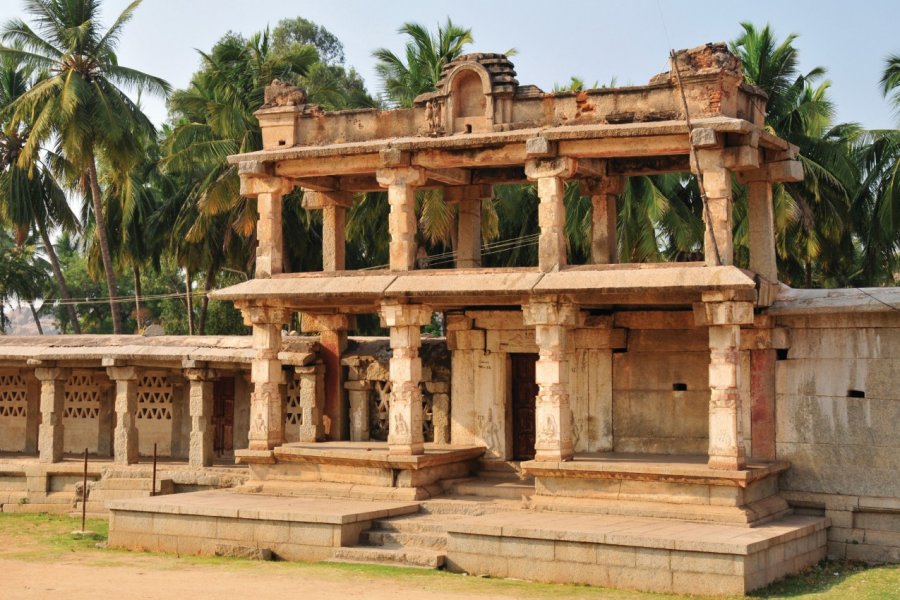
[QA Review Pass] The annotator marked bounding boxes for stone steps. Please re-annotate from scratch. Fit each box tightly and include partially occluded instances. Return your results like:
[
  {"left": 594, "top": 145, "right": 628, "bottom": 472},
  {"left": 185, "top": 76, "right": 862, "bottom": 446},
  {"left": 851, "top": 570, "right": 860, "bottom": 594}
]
[
  {"left": 420, "top": 495, "right": 524, "bottom": 516},
  {"left": 447, "top": 478, "right": 534, "bottom": 501},
  {"left": 330, "top": 545, "right": 446, "bottom": 568},
  {"left": 361, "top": 530, "right": 447, "bottom": 550},
  {"left": 370, "top": 513, "right": 466, "bottom": 534}
]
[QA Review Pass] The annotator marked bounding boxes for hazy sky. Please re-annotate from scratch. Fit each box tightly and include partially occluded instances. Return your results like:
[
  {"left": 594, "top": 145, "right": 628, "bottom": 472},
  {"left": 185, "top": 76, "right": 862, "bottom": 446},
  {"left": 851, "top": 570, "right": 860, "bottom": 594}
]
[{"left": 0, "top": 0, "right": 897, "bottom": 129}]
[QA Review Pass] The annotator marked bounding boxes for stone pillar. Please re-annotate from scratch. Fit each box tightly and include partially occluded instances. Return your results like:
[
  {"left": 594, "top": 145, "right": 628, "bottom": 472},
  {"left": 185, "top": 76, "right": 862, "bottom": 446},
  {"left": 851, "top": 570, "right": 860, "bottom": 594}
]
[
  {"left": 106, "top": 365, "right": 141, "bottom": 465},
  {"left": 748, "top": 315, "right": 778, "bottom": 461},
  {"left": 695, "top": 149, "right": 734, "bottom": 266},
  {"left": 240, "top": 174, "right": 293, "bottom": 278},
  {"left": 380, "top": 301, "right": 433, "bottom": 455},
  {"left": 185, "top": 367, "right": 215, "bottom": 468},
  {"left": 24, "top": 373, "right": 41, "bottom": 455},
  {"left": 243, "top": 306, "right": 289, "bottom": 451},
  {"left": 525, "top": 157, "right": 577, "bottom": 272},
  {"left": 302, "top": 313, "right": 354, "bottom": 440},
  {"left": 34, "top": 366, "right": 68, "bottom": 463},
  {"left": 322, "top": 204, "right": 346, "bottom": 272},
  {"left": 580, "top": 176, "right": 622, "bottom": 264},
  {"left": 376, "top": 167, "right": 426, "bottom": 271},
  {"left": 696, "top": 293, "right": 754, "bottom": 470},
  {"left": 96, "top": 376, "right": 115, "bottom": 458},
  {"left": 523, "top": 297, "right": 581, "bottom": 462},
  {"left": 746, "top": 176, "right": 778, "bottom": 281}
]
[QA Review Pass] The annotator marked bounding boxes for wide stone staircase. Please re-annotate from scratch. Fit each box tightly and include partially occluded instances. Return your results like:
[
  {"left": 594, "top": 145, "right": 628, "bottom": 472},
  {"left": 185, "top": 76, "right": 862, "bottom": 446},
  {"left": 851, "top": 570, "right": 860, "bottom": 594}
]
[
  {"left": 331, "top": 461, "right": 532, "bottom": 569},
  {"left": 71, "top": 469, "right": 175, "bottom": 518}
]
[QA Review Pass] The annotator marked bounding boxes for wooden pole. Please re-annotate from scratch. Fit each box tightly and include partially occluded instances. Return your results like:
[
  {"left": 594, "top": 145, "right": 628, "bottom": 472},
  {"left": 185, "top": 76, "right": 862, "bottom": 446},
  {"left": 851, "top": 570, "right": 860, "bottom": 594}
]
[{"left": 81, "top": 448, "right": 88, "bottom": 532}]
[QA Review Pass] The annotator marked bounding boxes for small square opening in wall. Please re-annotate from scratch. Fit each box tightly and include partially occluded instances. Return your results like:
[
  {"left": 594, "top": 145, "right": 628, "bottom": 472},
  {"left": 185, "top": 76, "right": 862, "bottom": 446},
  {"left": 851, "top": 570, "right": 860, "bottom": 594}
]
[
  {"left": 672, "top": 383, "right": 688, "bottom": 392},
  {"left": 776, "top": 349, "right": 789, "bottom": 361},
  {"left": 848, "top": 389, "right": 866, "bottom": 398}
]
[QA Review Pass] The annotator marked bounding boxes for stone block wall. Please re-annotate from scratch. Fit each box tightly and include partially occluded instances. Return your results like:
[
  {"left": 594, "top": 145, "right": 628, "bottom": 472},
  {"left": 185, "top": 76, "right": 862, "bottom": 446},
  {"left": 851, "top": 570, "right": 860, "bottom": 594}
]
[
  {"left": 774, "top": 311, "right": 900, "bottom": 563},
  {"left": 342, "top": 337, "right": 450, "bottom": 444}
]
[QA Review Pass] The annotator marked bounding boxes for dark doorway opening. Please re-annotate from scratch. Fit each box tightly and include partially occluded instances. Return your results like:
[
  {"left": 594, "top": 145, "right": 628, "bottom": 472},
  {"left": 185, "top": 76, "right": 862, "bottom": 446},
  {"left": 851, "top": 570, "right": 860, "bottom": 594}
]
[
  {"left": 213, "top": 378, "right": 235, "bottom": 456},
  {"left": 510, "top": 353, "right": 538, "bottom": 461}
]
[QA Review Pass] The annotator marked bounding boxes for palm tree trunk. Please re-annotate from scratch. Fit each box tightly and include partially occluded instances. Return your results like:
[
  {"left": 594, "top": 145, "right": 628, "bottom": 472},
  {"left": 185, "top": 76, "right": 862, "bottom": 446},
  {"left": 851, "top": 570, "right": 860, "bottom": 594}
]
[
  {"left": 34, "top": 215, "right": 81, "bottom": 334},
  {"left": 132, "top": 262, "right": 143, "bottom": 332},
  {"left": 29, "top": 302, "right": 43, "bottom": 335},
  {"left": 197, "top": 267, "right": 216, "bottom": 335},
  {"left": 185, "top": 266, "right": 195, "bottom": 335},
  {"left": 87, "top": 157, "right": 123, "bottom": 334}
]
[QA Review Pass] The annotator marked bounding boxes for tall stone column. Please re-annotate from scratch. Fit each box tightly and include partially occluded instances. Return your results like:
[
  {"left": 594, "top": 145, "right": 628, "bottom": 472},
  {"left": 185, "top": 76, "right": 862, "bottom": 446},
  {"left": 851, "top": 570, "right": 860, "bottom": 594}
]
[
  {"left": 24, "top": 372, "right": 41, "bottom": 455},
  {"left": 523, "top": 297, "right": 581, "bottom": 462},
  {"left": 106, "top": 365, "right": 141, "bottom": 465},
  {"left": 301, "top": 313, "right": 353, "bottom": 440},
  {"left": 243, "top": 305, "right": 289, "bottom": 451},
  {"left": 34, "top": 366, "right": 69, "bottom": 463},
  {"left": 239, "top": 172, "right": 293, "bottom": 278},
  {"left": 376, "top": 167, "right": 426, "bottom": 271},
  {"left": 380, "top": 301, "right": 432, "bottom": 456},
  {"left": 746, "top": 175, "right": 778, "bottom": 281},
  {"left": 322, "top": 204, "right": 347, "bottom": 272},
  {"left": 580, "top": 176, "right": 622, "bottom": 264},
  {"left": 525, "top": 157, "right": 577, "bottom": 272},
  {"left": 185, "top": 366, "right": 215, "bottom": 468},
  {"left": 696, "top": 293, "right": 754, "bottom": 470},
  {"left": 695, "top": 149, "right": 734, "bottom": 266}
]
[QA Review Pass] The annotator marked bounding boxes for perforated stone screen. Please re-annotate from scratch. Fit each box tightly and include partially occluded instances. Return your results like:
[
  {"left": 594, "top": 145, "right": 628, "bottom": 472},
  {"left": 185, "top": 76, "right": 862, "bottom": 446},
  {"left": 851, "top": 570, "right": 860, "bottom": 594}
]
[
  {"left": 0, "top": 374, "right": 27, "bottom": 418},
  {"left": 137, "top": 374, "right": 173, "bottom": 420},
  {"left": 64, "top": 373, "right": 101, "bottom": 420}
]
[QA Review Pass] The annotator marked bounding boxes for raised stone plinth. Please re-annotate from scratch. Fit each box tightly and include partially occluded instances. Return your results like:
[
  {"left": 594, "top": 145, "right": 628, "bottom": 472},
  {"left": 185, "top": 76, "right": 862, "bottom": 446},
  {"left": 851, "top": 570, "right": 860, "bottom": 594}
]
[
  {"left": 523, "top": 453, "right": 791, "bottom": 526},
  {"left": 445, "top": 510, "right": 828, "bottom": 595},
  {"left": 235, "top": 442, "right": 484, "bottom": 500},
  {"left": 108, "top": 489, "right": 420, "bottom": 561}
]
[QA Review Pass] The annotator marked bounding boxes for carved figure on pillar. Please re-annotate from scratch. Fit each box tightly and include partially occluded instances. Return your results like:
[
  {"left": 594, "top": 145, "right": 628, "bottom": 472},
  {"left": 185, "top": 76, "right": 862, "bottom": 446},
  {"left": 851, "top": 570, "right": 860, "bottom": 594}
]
[{"left": 241, "top": 304, "right": 290, "bottom": 451}]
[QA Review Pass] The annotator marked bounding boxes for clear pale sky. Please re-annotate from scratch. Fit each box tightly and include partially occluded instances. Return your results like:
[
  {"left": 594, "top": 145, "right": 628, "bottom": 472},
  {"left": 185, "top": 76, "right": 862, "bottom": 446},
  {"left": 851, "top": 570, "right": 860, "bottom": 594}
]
[{"left": 0, "top": 0, "right": 897, "bottom": 129}]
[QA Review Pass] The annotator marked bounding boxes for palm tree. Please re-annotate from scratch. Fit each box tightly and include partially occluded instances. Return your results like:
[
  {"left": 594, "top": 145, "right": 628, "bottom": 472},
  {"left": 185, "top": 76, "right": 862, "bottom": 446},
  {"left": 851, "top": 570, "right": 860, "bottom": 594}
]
[
  {"left": 0, "top": 49, "right": 82, "bottom": 331},
  {"left": 372, "top": 20, "right": 473, "bottom": 108},
  {"left": 731, "top": 22, "right": 860, "bottom": 286},
  {"left": 0, "top": 0, "right": 170, "bottom": 333},
  {"left": 0, "top": 229, "right": 49, "bottom": 333}
]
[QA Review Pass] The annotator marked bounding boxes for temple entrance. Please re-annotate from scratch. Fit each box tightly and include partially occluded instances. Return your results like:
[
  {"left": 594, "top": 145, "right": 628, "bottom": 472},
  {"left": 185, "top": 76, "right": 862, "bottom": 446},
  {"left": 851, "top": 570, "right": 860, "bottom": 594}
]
[
  {"left": 212, "top": 378, "right": 235, "bottom": 456},
  {"left": 510, "top": 353, "right": 538, "bottom": 460}
]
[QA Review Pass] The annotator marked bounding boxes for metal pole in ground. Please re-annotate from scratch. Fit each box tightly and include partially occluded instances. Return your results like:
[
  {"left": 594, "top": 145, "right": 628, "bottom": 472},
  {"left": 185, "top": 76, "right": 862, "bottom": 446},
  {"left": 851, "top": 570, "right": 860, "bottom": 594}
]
[
  {"left": 151, "top": 442, "right": 157, "bottom": 497},
  {"left": 81, "top": 447, "right": 88, "bottom": 532}
]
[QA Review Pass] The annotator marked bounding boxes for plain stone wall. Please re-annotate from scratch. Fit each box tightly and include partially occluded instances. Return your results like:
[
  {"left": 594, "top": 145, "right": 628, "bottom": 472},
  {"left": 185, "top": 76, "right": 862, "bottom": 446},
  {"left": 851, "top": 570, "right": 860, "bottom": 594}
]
[{"left": 775, "top": 312, "right": 900, "bottom": 563}]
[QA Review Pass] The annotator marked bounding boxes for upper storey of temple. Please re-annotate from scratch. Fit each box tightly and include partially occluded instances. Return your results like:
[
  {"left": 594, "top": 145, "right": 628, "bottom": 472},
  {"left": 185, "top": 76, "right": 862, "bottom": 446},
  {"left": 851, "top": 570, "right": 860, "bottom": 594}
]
[{"left": 246, "top": 43, "right": 767, "bottom": 152}]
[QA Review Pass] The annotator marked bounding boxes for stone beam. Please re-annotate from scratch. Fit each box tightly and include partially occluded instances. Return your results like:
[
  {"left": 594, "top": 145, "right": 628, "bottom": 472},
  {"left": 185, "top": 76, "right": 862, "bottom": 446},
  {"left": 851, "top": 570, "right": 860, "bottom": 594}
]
[
  {"left": 413, "top": 145, "right": 527, "bottom": 170},
  {"left": 424, "top": 167, "right": 471, "bottom": 186},
  {"left": 274, "top": 154, "right": 381, "bottom": 178},
  {"left": 559, "top": 134, "right": 691, "bottom": 159},
  {"left": 295, "top": 176, "right": 340, "bottom": 192}
]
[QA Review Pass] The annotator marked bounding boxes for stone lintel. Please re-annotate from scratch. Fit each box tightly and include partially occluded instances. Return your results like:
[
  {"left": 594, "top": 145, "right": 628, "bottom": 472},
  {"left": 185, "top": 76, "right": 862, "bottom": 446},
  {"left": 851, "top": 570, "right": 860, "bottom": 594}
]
[
  {"left": 522, "top": 297, "right": 583, "bottom": 328},
  {"left": 379, "top": 302, "right": 433, "bottom": 328},
  {"left": 184, "top": 367, "right": 217, "bottom": 382},
  {"left": 379, "top": 147, "right": 410, "bottom": 168},
  {"left": 238, "top": 160, "right": 273, "bottom": 177},
  {"left": 240, "top": 174, "right": 293, "bottom": 198},
  {"left": 375, "top": 165, "right": 426, "bottom": 188},
  {"left": 301, "top": 313, "right": 356, "bottom": 333},
  {"left": 240, "top": 304, "right": 291, "bottom": 327},
  {"left": 424, "top": 167, "right": 471, "bottom": 186},
  {"left": 524, "top": 156, "right": 578, "bottom": 180},
  {"left": 301, "top": 190, "right": 353, "bottom": 209},
  {"left": 737, "top": 160, "right": 804, "bottom": 184},
  {"left": 723, "top": 145, "right": 760, "bottom": 172},
  {"left": 106, "top": 365, "right": 141, "bottom": 381},
  {"left": 693, "top": 300, "right": 755, "bottom": 327},
  {"left": 525, "top": 136, "right": 557, "bottom": 157},
  {"left": 444, "top": 184, "right": 493, "bottom": 203}
]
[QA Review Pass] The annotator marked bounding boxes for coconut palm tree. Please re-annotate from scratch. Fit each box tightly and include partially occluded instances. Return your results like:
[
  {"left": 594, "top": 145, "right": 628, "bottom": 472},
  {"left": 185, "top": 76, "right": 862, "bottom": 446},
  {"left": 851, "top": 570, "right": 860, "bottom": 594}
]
[
  {"left": 0, "top": 0, "right": 170, "bottom": 333},
  {"left": 0, "top": 50, "right": 82, "bottom": 331}
]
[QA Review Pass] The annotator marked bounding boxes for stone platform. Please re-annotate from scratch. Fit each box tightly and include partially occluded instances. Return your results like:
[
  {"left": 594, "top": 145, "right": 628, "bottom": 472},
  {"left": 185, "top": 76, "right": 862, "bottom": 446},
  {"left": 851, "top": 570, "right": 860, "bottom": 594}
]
[
  {"left": 236, "top": 442, "right": 484, "bottom": 500},
  {"left": 445, "top": 510, "right": 828, "bottom": 595},
  {"left": 523, "top": 453, "right": 791, "bottom": 526},
  {"left": 107, "top": 489, "right": 420, "bottom": 560}
]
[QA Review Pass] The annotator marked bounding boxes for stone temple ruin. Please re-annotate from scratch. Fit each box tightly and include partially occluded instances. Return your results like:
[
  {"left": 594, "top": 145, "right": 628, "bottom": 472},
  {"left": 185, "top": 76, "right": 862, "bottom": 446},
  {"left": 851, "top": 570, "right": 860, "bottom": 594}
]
[{"left": 1, "top": 43, "right": 899, "bottom": 595}]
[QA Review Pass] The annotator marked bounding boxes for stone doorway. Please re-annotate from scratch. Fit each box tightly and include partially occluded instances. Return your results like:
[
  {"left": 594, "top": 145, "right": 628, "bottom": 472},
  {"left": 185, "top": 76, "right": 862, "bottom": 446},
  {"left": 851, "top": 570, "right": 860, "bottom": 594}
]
[
  {"left": 212, "top": 378, "right": 235, "bottom": 456},
  {"left": 510, "top": 353, "right": 538, "bottom": 460}
]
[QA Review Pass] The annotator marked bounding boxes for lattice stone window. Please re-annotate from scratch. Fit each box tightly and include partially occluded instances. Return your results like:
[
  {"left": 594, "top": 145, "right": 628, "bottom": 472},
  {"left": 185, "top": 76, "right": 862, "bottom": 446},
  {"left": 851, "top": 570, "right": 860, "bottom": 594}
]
[
  {"left": 0, "top": 373, "right": 27, "bottom": 418},
  {"left": 137, "top": 374, "right": 173, "bottom": 420},
  {"left": 285, "top": 374, "right": 303, "bottom": 426},
  {"left": 64, "top": 373, "right": 102, "bottom": 419}
]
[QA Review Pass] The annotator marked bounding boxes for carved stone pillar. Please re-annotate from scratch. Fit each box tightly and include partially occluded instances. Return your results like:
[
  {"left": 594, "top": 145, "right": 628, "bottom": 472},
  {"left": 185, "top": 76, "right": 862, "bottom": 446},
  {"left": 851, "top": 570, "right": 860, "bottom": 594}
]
[
  {"left": 446, "top": 185, "right": 490, "bottom": 269},
  {"left": 34, "top": 366, "right": 69, "bottom": 463},
  {"left": 185, "top": 366, "right": 215, "bottom": 468},
  {"left": 243, "top": 305, "right": 289, "bottom": 450},
  {"left": 525, "top": 157, "right": 577, "bottom": 272},
  {"left": 105, "top": 365, "right": 141, "bottom": 465},
  {"left": 696, "top": 292, "right": 754, "bottom": 470},
  {"left": 380, "top": 301, "right": 432, "bottom": 455},
  {"left": 376, "top": 167, "right": 426, "bottom": 271},
  {"left": 523, "top": 297, "right": 581, "bottom": 461},
  {"left": 695, "top": 149, "right": 734, "bottom": 266},
  {"left": 240, "top": 174, "right": 293, "bottom": 278},
  {"left": 302, "top": 313, "right": 354, "bottom": 440},
  {"left": 580, "top": 176, "right": 622, "bottom": 264},
  {"left": 745, "top": 174, "right": 778, "bottom": 281}
]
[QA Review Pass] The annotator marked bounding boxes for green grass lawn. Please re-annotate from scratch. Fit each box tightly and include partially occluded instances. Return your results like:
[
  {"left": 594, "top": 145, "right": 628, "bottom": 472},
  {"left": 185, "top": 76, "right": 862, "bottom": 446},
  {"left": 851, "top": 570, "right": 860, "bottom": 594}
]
[{"left": 0, "top": 513, "right": 897, "bottom": 599}]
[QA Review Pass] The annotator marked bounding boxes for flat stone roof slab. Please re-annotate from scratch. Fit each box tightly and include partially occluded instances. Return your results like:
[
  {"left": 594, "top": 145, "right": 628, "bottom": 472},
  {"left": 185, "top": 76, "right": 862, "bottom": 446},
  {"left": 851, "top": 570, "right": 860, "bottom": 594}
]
[{"left": 107, "top": 489, "right": 419, "bottom": 524}]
